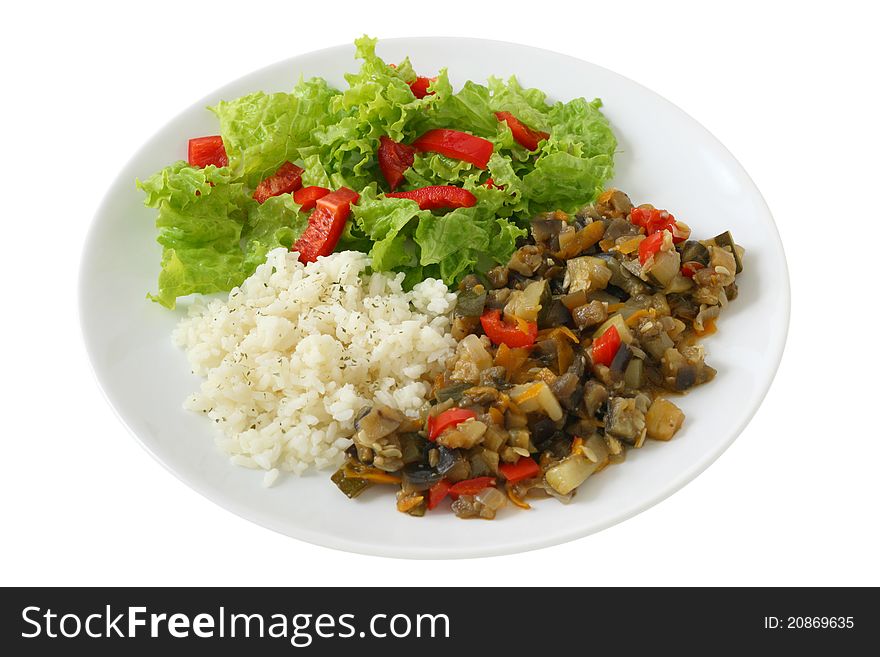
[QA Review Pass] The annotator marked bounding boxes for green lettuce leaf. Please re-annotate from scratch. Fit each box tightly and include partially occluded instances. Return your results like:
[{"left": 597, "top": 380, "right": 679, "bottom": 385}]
[
  {"left": 139, "top": 36, "right": 618, "bottom": 307},
  {"left": 136, "top": 162, "right": 250, "bottom": 308},
  {"left": 242, "top": 194, "right": 309, "bottom": 274},
  {"left": 210, "top": 78, "right": 342, "bottom": 185}
]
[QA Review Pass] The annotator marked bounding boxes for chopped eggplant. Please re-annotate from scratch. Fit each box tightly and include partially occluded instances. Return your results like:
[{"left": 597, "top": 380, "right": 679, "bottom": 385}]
[
  {"left": 531, "top": 214, "right": 565, "bottom": 246},
  {"left": 708, "top": 245, "right": 737, "bottom": 285},
  {"left": 508, "top": 245, "right": 544, "bottom": 276},
  {"left": 605, "top": 397, "right": 647, "bottom": 445},
  {"left": 711, "top": 230, "right": 743, "bottom": 273},
  {"left": 550, "top": 372, "right": 581, "bottom": 409},
  {"left": 455, "top": 287, "right": 487, "bottom": 317},
  {"left": 478, "top": 366, "right": 508, "bottom": 388},
  {"left": 602, "top": 284, "right": 629, "bottom": 301},
  {"left": 561, "top": 289, "right": 588, "bottom": 311},
  {"left": 679, "top": 240, "right": 710, "bottom": 266},
  {"left": 354, "top": 405, "right": 403, "bottom": 438},
  {"left": 400, "top": 433, "right": 427, "bottom": 465},
  {"left": 594, "top": 253, "right": 649, "bottom": 296},
  {"left": 572, "top": 300, "right": 608, "bottom": 329},
  {"left": 528, "top": 416, "right": 559, "bottom": 448},
  {"left": 609, "top": 342, "right": 632, "bottom": 374},
  {"left": 595, "top": 188, "right": 634, "bottom": 217},
  {"left": 538, "top": 297, "right": 572, "bottom": 329},
  {"left": 451, "top": 315, "right": 481, "bottom": 341},
  {"left": 604, "top": 216, "right": 640, "bottom": 241},
  {"left": 641, "top": 330, "right": 674, "bottom": 361},
  {"left": 434, "top": 446, "right": 458, "bottom": 475},
  {"left": 623, "top": 358, "right": 645, "bottom": 389},
  {"left": 661, "top": 347, "right": 699, "bottom": 391},
  {"left": 402, "top": 463, "right": 444, "bottom": 490},
  {"left": 582, "top": 380, "right": 608, "bottom": 417},
  {"left": 486, "top": 266, "right": 509, "bottom": 288},
  {"left": 435, "top": 382, "right": 471, "bottom": 403}
]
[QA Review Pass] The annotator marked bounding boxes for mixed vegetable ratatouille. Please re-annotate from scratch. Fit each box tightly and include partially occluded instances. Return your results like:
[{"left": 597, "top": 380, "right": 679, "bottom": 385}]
[{"left": 332, "top": 189, "right": 743, "bottom": 519}]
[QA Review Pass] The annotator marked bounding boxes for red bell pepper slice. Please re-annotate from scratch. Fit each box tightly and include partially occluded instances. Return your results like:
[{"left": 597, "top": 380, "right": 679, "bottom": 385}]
[
  {"left": 412, "top": 129, "right": 494, "bottom": 169},
  {"left": 409, "top": 76, "right": 437, "bottom": 99},
  {"left": 427, "top": 479, "right": 452, "bottom": 510},
  {"left": 252, "top": 162, "right": 304, "bottom": 204},
  {"left": 292, "top": 187, "right": 359, "bottom": 263},
  {"left": 494, "top": 111, "right": 550, "bottom": 151},
  {"left": 591, "top": 325, "right": 621, "bottom": 367},
  {"left": 483, "top": 177, "right": 505, "bottom": 190},
  {"left": 681, "top": 261, "right": 705, "bottom": 278},
  {"left": 293, "top": 186, "right": 330, "bottom": 212},
  {"left": 498, "top": 456, "right": 540, "bottom": 484},
  {"left": 630, "top": 207, "right": 689, "bottom": 244},
  {"left": 629, "top": 206, "right": 655, "bottom": 229},
  {"left": 448, "top": 477, "right": 497, "bottom": 500},
  {"left": 427, "top": 408, "right": 477, "bottom": 441},
  {"left": 638, "top": 229, "right": 668, "bottom": 265},
  {"left": 386, "top": 185, "right": 477, "bottom": 211},
  {"left": 187, "top": 135, "right": 228, "bottom": 169},
  {"left": 377, "top": 136, "right": 416, "bottom": 191},
  {"left": 479, "top": 309, "right": 538, "bottom": 348},
  {"left": 316, "top": 186, "right": 360, "bottom": 216}
]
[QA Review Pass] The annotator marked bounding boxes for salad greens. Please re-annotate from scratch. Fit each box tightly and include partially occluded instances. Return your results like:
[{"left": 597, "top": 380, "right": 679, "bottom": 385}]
[{"left": 137, "top": 36, "right": 617, "bottom": 308}]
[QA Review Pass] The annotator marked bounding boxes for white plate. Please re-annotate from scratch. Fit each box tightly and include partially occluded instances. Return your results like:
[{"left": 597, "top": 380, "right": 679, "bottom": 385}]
[{"left": 79, "top": 37, "right": 789, "bottom": 559}]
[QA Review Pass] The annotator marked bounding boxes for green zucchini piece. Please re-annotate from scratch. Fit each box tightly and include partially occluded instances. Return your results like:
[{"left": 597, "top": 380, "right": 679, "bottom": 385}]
[{"left": 331, "top": 467, "right": 372, "bottom": 499}]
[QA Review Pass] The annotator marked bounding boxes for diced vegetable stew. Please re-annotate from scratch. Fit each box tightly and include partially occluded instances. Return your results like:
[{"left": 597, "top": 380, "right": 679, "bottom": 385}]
[{"left": 332, "top": 189, "right": 743, "bottom": 519}]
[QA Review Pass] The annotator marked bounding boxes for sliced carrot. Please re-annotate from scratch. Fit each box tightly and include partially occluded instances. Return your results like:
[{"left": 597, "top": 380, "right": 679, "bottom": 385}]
[
  {"left": 506, "top": 485, "right": 531, "bottom": 510},
  {"left": 343, "top": 466, "right": 401, "bottom": 485}
]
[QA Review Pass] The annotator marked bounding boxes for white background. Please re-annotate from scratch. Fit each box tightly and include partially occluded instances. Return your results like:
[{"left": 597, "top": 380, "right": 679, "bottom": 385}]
[{"left": 2, "top": 0, "right": 877, "bottom": 586}]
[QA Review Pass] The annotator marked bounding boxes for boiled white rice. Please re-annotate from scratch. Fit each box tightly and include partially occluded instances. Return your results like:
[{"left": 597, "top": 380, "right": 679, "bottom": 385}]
[{"left": 172, "top": 248, "right": 457, "bottom": 484}]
